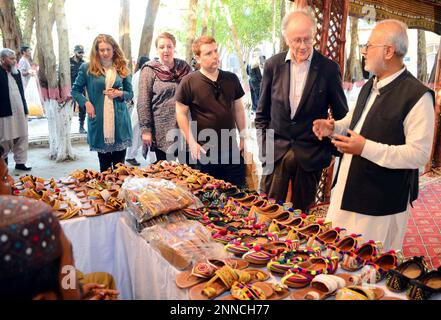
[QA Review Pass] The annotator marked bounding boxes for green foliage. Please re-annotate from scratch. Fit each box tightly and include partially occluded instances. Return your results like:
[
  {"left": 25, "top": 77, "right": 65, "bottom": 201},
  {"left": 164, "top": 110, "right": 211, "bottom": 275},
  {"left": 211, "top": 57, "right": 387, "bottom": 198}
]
[
  {"left": 194, "top": 0, "right": 281, "bottom": 58},
  {"left": 15, "top": 0, "right": 34, "bottom": 34}
]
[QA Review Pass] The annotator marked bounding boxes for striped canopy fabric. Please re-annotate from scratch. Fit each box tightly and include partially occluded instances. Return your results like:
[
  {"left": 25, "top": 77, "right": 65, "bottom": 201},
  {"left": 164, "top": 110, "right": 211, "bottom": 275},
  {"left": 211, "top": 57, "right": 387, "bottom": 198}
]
[{"left": 349, "top": 0, "right": 441, "bottom": 35}]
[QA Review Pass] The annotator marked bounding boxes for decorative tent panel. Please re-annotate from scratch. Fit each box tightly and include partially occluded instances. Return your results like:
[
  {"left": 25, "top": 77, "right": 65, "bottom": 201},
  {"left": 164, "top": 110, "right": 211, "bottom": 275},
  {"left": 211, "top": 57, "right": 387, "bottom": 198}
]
[{"left": 349, "top": 0, "right": 441, "bottom": 35}]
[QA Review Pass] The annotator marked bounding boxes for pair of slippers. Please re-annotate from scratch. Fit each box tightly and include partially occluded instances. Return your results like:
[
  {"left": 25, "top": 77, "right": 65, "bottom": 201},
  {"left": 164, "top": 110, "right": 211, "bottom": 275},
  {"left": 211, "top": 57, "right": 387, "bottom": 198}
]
[
  {"left": 220, "top": 282, "right": 290, "bottom": 300},
  {"left": 290, "top": 273, "right": 403, "bottom": 300}
]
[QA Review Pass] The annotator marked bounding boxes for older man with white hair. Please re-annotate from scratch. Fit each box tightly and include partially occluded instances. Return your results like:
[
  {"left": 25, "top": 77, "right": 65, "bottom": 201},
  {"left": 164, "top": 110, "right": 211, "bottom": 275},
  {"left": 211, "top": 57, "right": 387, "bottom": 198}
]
[
  {"left": 255, "top": 9, "right": 348, "bottom": 212},
  {"left": 313, "top": 20, "right": 435, "bottom": 251},
  {"left": 0, "top": 48, "right": 32, "bottom": 171}
]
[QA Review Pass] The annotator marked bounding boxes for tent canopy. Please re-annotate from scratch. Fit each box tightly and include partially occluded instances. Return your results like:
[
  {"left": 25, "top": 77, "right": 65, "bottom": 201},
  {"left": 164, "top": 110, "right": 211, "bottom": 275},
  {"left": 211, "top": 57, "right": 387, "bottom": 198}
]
[{"left": 349, "top": 0, "right": 441, "bottom": 35}]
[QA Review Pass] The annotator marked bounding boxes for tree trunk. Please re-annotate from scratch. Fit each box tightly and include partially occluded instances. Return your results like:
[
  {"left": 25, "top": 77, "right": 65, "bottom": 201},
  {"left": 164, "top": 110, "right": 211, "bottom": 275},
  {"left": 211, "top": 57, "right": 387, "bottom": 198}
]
[
  {"left": 219, "top": 0, "right": 248, "bottom": 86},
  {"left": 211, "top": 0, "right": 216, "bottom": 37},
  {"left": 22, "top": 4, "right": 35, "bottom": 46},
  {"left": 33, "top": 4, "right": 55, "bottom": 65},
  {"left": 279, "top": 0, "right": 288, "bottom": 52},
  {"left": 201, "top": 0, "right": 211, "bottom": 36},
  {"left": 35, "top": 0, "right": 73, "bottom": 161},
  {"left": 119, "top": 0, "right": 132, "bottom": 72},
  {"left": 0, "top": 0, "right": 23, "bottom": 53},
  {"left": 138, "top": 0, "right": 160, "bottom": 58},
  {"left": 417, "top": 30, "right": 428, "bottom": 83},
  {"left": 344, "top": 17, "right": 362, "bottom": 83},
  {"left": 272, "top": 0, "right": 277, "bottom": 55},
  {"left": 185, "top": 0, "right": 198, "bottom": 64},
  {"left": 53, "top": 0, "right": 75, "bottom": 162}
]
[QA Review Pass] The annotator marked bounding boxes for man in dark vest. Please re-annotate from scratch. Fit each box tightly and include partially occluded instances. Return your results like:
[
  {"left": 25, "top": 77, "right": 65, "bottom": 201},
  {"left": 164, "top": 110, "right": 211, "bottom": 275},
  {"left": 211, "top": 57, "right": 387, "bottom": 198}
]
[
  {"left": 255, "top": 10, "right": 348, "bottom": 212},
  {"left": 0, "top": 48, "right": 32, "bottom": 171},
  {"left": 70, "top": 45, "right": 86, "bottom": 134},
  {"left": 313, "top": 20, "right": 435, "bottom": 251}
]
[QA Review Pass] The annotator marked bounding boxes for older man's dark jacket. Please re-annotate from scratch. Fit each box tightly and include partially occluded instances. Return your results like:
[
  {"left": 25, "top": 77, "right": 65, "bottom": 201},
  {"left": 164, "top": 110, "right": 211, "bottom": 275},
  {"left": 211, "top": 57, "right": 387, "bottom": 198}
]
[
  {"left": 255, "top": 50, "right": 348, "bottom": 172},
  {"left": 0, "top": 67, "right": 28, "bottom": 118}
]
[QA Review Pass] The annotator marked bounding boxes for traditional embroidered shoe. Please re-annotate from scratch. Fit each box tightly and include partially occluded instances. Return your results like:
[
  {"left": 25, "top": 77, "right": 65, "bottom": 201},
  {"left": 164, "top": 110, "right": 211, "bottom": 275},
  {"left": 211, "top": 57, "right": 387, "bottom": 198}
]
[
  {"left": 248, "top": 203, "right": 284, "bottom": 224},
  {"left": 364, "top": 250, "right": 403, "bottom": 283},
  {"left": 267, "top": 248, "right": 320, "bottom": 274},
  {"left": 225, "top": 233, "right": 278, "bottom": 256},
  {"left": 324, "top": 233, "right": 362, "bottom": 261},
  {"left": 280, "top": 256, "right": 339, "bottom": 288},
  {"left": 304, "top": 227, "right": 346, "bottom": 251},
  {"left": 242, "top": 240, "right": 298, "bottom": 265},
  {"left": 386, "top": 255, "right": 430, "bottom": 293},
  {"left": 341, "top": 240, "right": 382, "bottom": 272},
  {"left": 286, "top": 223, "right": 325, "bottom": 243},
  {"left": 406, "top": 266, "right": 441, "bottom": 300}
]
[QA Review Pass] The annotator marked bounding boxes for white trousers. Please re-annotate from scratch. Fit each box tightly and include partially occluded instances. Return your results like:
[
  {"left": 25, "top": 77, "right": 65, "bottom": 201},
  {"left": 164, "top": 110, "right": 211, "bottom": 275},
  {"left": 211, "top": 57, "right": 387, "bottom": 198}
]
[
  {"left": 126, "top": 107, "right": 142, "bottom": 160},
  {"left": 326, "top": 207, "right": 410, "bottom": 252},
  {"left": 1, "top": 136, "right": 29, "bottom": 164}
]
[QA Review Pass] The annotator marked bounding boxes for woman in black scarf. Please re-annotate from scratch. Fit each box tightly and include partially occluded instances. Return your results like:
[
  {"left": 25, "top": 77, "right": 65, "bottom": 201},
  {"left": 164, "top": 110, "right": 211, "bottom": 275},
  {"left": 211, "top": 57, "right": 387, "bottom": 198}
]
[{"left": 137, "top": 32, "right": 191, "bottom": 162}]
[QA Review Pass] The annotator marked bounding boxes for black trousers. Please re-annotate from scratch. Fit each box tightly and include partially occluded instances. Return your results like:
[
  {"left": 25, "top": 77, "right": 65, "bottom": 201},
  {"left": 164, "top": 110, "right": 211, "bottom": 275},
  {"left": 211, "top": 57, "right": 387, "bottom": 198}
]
[
  {"left": 261, "top": 148, "right": 321, "bottom": 212},
  {"left": 193, "top": 153, "right": 245, "bottom": 188},
  {"left": 97, "top": 149, "right": 127, "bottom": 172},
  {"left": 78, "top": 104, "right": 86, "bottom": 126},
  {"left": 155, "top": 148, "right": 192, "bottom": 166},
  {"left": 250, "top": 83, "right": 260, "bottom": 112}
]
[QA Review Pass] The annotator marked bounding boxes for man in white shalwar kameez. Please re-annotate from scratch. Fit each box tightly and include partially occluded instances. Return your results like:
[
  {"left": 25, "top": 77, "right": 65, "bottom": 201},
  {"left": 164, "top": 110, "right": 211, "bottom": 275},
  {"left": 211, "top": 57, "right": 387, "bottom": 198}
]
[
  {"left": 0, "top": 49, "right": 32, "bottom": 171},
  {"left": 313, "top": 20, "right": 435, "bottom": 251}
]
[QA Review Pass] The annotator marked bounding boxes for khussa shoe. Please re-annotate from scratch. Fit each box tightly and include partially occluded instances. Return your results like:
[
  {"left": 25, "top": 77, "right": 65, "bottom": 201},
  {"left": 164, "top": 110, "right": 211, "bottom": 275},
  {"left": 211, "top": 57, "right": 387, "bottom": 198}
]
[
  {"left": 406, "top": 266, "right": 441, "bottom": 300},
  {"left": 267, "top": 248, "right": 320, "bottom": 274},
  {"left": 364, "top": 250, "right": 403, "bottom": 282},
  {"left": 385, "top": 255, "right": 430, "bottom": 293},
  {"left": 280, "top": 256, "right": 339, "bottom": 288},
  {"left": 341, "top": 240, "right": 383, "bottom": 272}
]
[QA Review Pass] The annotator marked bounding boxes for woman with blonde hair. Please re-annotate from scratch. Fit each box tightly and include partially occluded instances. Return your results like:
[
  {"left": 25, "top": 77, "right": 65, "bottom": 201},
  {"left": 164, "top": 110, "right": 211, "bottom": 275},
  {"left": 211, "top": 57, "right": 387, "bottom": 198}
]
[
  {"left": 137, "top": 32, "right": 191, "bottom": 162},
  {"left": 72, "top": 34, "right": 133, "bottom": 172}
]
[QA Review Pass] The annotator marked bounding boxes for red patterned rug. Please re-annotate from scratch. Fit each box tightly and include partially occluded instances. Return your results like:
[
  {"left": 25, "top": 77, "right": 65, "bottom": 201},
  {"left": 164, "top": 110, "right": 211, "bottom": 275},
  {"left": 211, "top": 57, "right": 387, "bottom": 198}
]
[{"left": 404, "top": 181, "right": 441, "bottom": 269}]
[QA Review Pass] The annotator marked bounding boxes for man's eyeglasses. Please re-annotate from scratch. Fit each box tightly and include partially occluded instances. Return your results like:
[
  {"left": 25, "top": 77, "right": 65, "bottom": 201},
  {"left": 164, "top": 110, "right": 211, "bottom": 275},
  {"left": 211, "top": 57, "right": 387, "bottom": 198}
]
[
  {"left": 360, "top": 43, "right": 390, "bottom": 52},
  {"left": 288, "top": 37, "right": 314, "bottom": 47}
]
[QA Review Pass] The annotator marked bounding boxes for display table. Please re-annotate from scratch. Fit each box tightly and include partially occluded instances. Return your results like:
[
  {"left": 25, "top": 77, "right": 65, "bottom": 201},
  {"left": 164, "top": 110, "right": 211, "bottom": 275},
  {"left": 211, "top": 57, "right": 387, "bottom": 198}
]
[
  {"left": 61, "top": 211, "right": 186, "bottom": 300},
  {"left": 61, "top": 212, "right": 433, "bottom": 301}
]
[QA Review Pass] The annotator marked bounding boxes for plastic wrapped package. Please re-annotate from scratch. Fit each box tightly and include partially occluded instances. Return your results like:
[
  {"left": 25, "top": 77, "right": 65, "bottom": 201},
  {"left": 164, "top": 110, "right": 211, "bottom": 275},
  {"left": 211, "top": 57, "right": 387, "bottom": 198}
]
[
  {"left": 140, "top": 220, "right": 228, "bottom": 270},
  {"left": 120, "top": 177, "right": 203, "bottom": 223}
]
